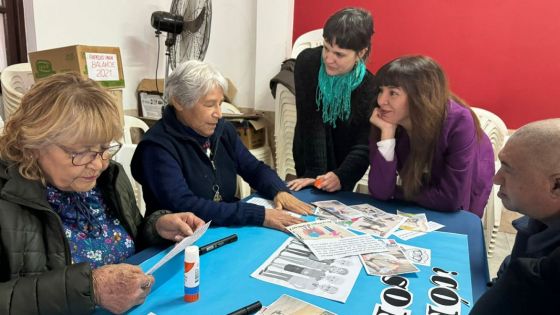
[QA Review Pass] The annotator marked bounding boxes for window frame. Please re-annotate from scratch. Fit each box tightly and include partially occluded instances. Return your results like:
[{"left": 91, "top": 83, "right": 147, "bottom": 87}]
[{"left": 1, "top": 0, "right": 27, "bottom": 66}]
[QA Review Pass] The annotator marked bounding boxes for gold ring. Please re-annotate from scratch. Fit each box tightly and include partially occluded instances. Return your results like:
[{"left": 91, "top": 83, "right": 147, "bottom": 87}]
[{"left": 141, "top": 281, "right": 151, "bottom": 289}]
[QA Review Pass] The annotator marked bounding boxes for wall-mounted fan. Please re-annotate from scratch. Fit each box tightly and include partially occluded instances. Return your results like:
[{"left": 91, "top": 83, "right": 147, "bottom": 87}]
[{"left": 151, "top": 0, "right": 212, "bottom": 82}]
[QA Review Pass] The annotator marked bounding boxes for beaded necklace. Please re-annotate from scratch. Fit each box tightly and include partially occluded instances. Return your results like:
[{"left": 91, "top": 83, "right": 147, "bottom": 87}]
[{"left": 316, "top": 58, "right": 366, "bottom": 127}]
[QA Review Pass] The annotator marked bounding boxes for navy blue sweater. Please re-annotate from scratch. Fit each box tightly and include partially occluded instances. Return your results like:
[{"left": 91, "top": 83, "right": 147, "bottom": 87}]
[{"left": 131, "top": 106, "right": 289, "bottom": 226}]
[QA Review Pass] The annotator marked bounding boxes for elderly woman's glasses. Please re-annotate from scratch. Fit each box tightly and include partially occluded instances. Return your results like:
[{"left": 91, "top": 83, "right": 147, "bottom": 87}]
[{"left": 58, "top": 143, "right": 122, "bottom": 166}]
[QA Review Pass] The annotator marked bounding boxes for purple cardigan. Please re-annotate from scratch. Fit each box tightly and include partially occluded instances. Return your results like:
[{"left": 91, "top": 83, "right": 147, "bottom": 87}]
[{"left": 368, "top": 100, "right": 494, "bottom": 217}]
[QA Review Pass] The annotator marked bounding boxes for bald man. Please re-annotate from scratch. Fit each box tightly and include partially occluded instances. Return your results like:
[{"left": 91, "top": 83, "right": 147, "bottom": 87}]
[{"left": 472, "top": 118, "right": 560, "bottom": 314}]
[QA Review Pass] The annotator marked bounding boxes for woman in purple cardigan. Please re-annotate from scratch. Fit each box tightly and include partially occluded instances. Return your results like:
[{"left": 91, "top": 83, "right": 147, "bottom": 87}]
[{"left": 368, "top": 55, "right": 494, "bottom": 217}]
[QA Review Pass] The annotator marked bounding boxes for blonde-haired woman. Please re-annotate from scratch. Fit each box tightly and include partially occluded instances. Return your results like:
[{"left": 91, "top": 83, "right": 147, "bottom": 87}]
[
  {"left": 369, "top": 55, "right": 494, "bottom": 217},
  {"left": 0, "top": 72, "right": 204, "bottom": 314}
]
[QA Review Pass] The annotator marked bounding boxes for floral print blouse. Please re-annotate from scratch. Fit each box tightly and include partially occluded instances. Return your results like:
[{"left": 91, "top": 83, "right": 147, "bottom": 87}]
[{"left": 47, "top": 185, "right": 135, "bottom": 268}]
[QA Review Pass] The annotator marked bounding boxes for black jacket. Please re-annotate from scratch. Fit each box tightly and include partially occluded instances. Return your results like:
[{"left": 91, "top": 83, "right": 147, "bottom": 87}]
[
  {"left": 293, "top": 46, "right": 377, "bottom": 190},
  {"left": 0, "top": 160, "right": 165, "bottom": 314},
  {"left": 471, "top": 246, "right": 560, "bottom": 314},
  {"left": 496, "top": 216, "right": 560, "bottom": 278}
]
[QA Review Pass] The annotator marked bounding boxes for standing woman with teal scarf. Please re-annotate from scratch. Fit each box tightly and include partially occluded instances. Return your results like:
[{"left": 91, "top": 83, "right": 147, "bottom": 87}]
[{"left": 288, "top": 7, "right": 377, "bottom": 192}]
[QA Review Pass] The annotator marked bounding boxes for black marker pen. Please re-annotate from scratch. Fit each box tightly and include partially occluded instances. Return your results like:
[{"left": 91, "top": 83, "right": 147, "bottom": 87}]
[
  {"left": 226, "top": 301, "right": 262, "bottom": 315},
  {"left": 198, "top": 234, "right": 238, "bottom": 255}
]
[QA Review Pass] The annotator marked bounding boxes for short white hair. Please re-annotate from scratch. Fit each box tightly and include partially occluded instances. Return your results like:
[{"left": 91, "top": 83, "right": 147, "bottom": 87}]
[
  {"left": 511, "top": 118, "right": 560, "bottom": 173},
  {"left": 164, "top": 60, "right": 228, "bottom": 108}
]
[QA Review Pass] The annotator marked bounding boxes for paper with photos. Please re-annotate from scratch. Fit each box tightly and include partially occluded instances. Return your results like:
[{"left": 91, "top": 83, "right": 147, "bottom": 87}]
[
  {"left": 288, "top": 219, "right": 356, "bottom": 241},
  {"left": 349, "top": 203, "right": 388, "bottom": 217},
  {"left": 258, "top": 294, "right": 336, "bottom": 315},
  {"left": 287, "top": 220, "right": 387, "bottom": 260},
  {"left": 399, "top": 243, "right": 432, "bottom": 266},
  {"left": 251, "top": 238, "right": 361, "bottom": 303},
  {"left": 397, "top": 210, "right": 429, "bottom": 232},
  {"left": 313, "top": 206, "right": 346, "bottom": 222},
  {"left": 313, "top": 200, "right": 364, "bottom": 220},
  {"left": 360, "top": 245, "right": 420, "bottom": 276},
  {"left": 348, "top": 204, "right": 407, "bottom": 238},
  {"left": 393, "top": 221, "right": 446, "bottom": 240}
]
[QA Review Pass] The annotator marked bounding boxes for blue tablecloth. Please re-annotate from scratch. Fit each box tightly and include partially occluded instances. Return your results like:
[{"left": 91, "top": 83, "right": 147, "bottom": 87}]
[{"left": 118, "top": 188, "right": 489, "bottom": 314}]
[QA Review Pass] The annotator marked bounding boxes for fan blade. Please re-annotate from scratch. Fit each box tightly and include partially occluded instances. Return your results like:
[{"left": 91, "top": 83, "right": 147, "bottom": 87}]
[{"left": 184, "top": 6, "right": 206, "bottom": 33}]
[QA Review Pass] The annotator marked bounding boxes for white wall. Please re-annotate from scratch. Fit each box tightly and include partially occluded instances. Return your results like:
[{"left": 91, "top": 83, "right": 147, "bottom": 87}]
[
  {"left": 203, "top": 0, "right": 256, "bottom": 108},
  {"left": 254, "top": 0, "right": 294, "bottom": 110},
  {"left": 25, "top": 0, "right": 293, "bottom": 112}
]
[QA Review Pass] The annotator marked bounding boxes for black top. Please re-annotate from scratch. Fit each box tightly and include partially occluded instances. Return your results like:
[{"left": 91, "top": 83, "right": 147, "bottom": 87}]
[
  {"left": 0, "top": 160, "right": 162, "bottom": 315},
  {"left": 293, "top": 46, "right": 377, "bottom": 190},
  {"left": 471, "top": 245, "right": 560, "bottom": 314}
]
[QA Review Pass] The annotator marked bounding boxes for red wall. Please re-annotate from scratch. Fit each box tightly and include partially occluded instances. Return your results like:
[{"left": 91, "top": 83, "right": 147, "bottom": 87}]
[{"left": 294, "top": 0, "right": 560, "bottom": 129}]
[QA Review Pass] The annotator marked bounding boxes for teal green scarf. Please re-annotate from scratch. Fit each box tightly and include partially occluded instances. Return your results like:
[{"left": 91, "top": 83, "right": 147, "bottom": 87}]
[{"left": 316, "top": 58, "right": 366, "bottom": 127}]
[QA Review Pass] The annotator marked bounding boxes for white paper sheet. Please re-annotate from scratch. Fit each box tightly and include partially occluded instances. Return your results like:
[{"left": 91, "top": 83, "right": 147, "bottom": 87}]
[
  {"left": 145, "top": 221, "right": 211, "bottom": 275},
  {"left": 287, "top": 220, "right": 386, "bottom": 260},
  {"left": 246, "top": 196, "right": 275, "bottom": 208},
  {"left": 393, "top": 221, "right": 445, "bottom": 240},
  {"left": 246, "top": 197, "right": 302, "bottom": 218},
  {"left": 251, "top": 238, "right": 362, "bottom": 303}
]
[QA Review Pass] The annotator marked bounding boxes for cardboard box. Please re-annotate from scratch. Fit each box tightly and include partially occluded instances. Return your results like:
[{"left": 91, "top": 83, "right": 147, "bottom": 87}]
[
  {"left": 135, "top": 77, "right": 237, "bottom": 120},
  {"left": 136, "top": 79, "right": 165, "bottom": 119},
  {"left": 28, "top": 45, "right": 125, "bottom": 88},
  {"left": 231, "top": 118, "right": 266, "bottom": 149},
  {"left": 107, "top": 89, "right": 124, "bottom": 125},
  {"left": 224, "top": 78, "right": 237, "bottom": 103}
]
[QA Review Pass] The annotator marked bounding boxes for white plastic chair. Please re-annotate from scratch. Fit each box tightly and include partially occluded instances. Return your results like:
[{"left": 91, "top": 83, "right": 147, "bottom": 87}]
[
  {"left": 273, "top": 84, "right": 297, "bottom": 180},
  {"left": 221, "top": 101, "right": 242, "bottom": 114},
  {"left": 472, "top": 107, "right": 509, "bottom": 257},
  {"left": 354, "top": 167, "right": 370, "bottom": 194},
  {"left": 113, "top": 143, "right": 145, "bottom": 216},
  {"left": 123, "top": 115, "right": 150, "bottom": 144},
  {"left": 273, "top": 30, "right": 323, "bottom": 181},
  {"left": 291, "top": 28, "right": 324, "bottom": 58},
  {"left": 1, "top": 63, "right": 34, "bottom": 120}
]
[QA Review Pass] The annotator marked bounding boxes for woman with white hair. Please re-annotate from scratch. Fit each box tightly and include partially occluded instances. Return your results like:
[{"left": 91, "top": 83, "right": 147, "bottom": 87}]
[{"left": 132, "top": 60, "right": 313, "bottom": 231}]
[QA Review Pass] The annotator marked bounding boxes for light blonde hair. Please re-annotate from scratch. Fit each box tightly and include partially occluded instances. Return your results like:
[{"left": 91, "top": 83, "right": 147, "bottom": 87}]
[{"left": 0, "top": 72, "right": 123, "bottom": 182}]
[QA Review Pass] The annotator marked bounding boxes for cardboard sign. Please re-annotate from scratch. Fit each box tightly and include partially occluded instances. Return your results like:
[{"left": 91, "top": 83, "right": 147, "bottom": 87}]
[{"left": 85, "top": 53, "right": 120, "bottom": 81}]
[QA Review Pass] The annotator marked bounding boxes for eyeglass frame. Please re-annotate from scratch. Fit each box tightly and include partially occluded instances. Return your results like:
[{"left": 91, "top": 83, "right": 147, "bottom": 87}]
[{"left": 56, "top": 142, "right": 123, "bottom": 166}]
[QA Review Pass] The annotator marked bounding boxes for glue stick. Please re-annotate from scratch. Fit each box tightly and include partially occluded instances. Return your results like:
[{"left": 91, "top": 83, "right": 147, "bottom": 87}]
[{"left": 184, "top": 245, "right": 200, "bottom": 302}]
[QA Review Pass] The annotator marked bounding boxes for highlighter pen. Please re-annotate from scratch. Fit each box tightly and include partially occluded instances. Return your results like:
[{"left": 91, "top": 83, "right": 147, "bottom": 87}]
[
  {"left": 198, "top": 234, "right": 238, "bottom": 255},
  {"left": 226, "top": 301, "right": 262, "bottom": 315}
]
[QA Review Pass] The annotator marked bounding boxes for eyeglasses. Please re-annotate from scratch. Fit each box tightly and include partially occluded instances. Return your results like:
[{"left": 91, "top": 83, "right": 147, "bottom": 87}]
[{"left": 57, "top": 143, "right": 122, "bottom": 166}]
